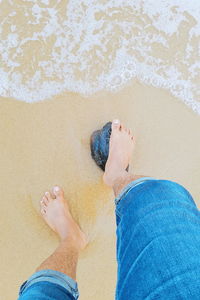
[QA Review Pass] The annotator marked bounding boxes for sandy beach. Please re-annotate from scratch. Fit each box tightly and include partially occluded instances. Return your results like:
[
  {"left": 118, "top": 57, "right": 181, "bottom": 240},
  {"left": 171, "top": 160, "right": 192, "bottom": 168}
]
[
  {"left": 0, "top": 81, "right": 200, "bottom": 299},
  {"left": 1, "top": 2, "right": 200, "bottom": 298}
]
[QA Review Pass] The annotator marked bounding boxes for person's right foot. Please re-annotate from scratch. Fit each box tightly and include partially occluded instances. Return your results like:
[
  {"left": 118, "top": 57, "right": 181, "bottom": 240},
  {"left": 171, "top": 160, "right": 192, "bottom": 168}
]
[
  {"left": 40, "top": 186, "right": 88, "bottom": 251},
  {"left": 103, "top": 119, "right": 135, "bottom": 187}
]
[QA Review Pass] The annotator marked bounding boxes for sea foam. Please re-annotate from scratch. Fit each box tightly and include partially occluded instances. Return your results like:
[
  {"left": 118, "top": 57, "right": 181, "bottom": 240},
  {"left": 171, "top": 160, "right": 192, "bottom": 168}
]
[{"left": 0, "top": 0, "right": 199, "bottom": 114}]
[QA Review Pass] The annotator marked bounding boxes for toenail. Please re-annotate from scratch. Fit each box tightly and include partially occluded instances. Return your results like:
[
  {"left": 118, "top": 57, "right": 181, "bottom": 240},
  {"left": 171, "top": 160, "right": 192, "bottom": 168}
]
[
  {"left": 45, "top": 192, "right": 49, "bottom": 196},
  {"left": 113, "top": 119, "right": 120, "bottom": 124},
  {"left": 54, "top": 186, "right": 60, "bottom": 192}
]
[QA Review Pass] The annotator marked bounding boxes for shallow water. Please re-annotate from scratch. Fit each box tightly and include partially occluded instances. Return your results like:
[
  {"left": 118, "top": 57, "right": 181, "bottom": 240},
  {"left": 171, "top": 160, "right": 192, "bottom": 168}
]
[{"left": 0, "top": 0, "right": 200, "bottom": 113}]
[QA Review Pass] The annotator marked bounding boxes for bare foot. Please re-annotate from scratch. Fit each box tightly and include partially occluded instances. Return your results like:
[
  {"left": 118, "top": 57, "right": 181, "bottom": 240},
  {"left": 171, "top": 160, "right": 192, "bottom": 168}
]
[
  {"left": 40, "top": 186, "right": 88, "bottom": 251},
  {"left": 103, "top": 119, "right": 135, "bottom": 187}
]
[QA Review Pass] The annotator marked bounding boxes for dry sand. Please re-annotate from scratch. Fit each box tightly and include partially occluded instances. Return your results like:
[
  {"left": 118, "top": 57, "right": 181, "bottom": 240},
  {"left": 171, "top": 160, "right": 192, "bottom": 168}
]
[{"left": 0, "top": 82, "right": 200, "bottom": 299}]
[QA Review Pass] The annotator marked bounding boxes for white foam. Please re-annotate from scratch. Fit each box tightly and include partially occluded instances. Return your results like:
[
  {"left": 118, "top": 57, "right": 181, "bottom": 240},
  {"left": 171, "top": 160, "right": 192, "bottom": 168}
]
[{"left": 0, "top": 0, "right": 199, "bottom": 114}]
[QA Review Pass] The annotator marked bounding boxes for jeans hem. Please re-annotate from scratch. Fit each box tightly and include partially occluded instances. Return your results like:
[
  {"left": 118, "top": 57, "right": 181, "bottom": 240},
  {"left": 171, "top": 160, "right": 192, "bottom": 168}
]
[
  {"left": 19, "top": 269, "right": 79, "bottom": 299},
  {"left": 115, "top": 177, "right": 157, "bottom": 206}
]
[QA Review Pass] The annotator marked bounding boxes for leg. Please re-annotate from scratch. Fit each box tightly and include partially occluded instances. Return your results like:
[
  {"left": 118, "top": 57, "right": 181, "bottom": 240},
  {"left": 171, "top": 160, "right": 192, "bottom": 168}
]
[
  {"left": 36, "top": 186, "right": 87, "bottom": 279},
  {"left": 112, "top": 172, "right": 147, "bottom": 197},
  {"left": 35, "top": 237, "right": 79, "bottom": 281},
  {"left": 104, "top": 120, "right": 200, "bottom": 299},
  {"left": 18, "top": 186, "right": 87, "bottom": 300}
]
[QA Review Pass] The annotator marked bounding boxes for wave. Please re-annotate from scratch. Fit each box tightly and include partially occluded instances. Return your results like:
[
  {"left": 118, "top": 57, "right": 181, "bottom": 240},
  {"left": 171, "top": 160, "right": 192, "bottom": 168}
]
[{"left": 0, "top": 0, "right": 199, "bottom": 114}]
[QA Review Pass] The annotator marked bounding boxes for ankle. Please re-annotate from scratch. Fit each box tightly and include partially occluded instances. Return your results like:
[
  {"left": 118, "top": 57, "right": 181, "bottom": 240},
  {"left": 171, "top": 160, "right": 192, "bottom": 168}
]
[
  {"left": 61, "top": 228, "right": 87, "bottom": 252},
  {"left": 103, "top": 169, "right": 129, "bottom": 187},
  {"left": 59, "top": 236, "right": 81, "bottom": 252}
]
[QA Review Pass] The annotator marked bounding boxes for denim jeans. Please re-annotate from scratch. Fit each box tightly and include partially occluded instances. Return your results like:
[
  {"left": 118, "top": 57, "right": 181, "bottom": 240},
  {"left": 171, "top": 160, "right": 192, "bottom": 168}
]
[{"left": 18, "top": 178, "right": 200, "bottom": 299}]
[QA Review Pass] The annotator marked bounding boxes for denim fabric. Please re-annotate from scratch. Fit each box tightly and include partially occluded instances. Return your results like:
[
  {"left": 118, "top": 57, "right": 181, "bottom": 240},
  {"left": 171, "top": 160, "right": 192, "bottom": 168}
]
[
  {"left": 115, "top": 179, "right": 200, "bottom": 300},
  {"left": 115, "top": 177, "right": 156, "bottom": 206},
  {"left": 18, "top": 282, "right": 75, "bottom": 300},
  {"left": 18, "top": 178, "right": 200, "bottom": 300},
  {"left": 18, "top": 269, "right": 79, "bottom": 300}
]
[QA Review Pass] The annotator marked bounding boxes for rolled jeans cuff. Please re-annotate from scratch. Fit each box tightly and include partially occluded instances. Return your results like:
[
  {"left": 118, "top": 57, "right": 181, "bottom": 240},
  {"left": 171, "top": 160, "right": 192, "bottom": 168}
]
[
  {"left": 115, "top": 177, "right": 157, "bottom": 206},
  {"left": 19, "top": 269, "right": 79, "bottom": 299}
]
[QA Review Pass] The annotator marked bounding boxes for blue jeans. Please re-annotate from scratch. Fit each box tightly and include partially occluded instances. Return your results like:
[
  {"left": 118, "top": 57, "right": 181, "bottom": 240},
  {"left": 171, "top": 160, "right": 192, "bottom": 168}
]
[{"left": 18, "top": 178, "right": 200, "bottom": 299}]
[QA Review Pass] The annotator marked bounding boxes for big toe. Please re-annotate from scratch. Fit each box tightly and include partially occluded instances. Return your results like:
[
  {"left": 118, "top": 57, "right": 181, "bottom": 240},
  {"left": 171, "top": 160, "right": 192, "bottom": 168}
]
[
  {"left": 52, "top": 186, "right": 64, "bottom": 200},
  {"left": 112, "top": 119, "right": 121, "bottom": 131}
]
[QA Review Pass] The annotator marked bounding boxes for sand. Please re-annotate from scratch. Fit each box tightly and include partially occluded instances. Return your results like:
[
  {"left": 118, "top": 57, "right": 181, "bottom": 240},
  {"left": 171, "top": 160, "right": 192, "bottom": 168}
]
[{"left": 0, "top": 82, "right": 200, "bottom": 299}]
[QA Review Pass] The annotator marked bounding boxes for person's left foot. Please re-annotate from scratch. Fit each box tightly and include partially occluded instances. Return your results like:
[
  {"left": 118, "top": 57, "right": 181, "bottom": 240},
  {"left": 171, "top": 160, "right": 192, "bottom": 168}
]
[{"left": 40, "top": 186, "right": 88, "bottom": 251}]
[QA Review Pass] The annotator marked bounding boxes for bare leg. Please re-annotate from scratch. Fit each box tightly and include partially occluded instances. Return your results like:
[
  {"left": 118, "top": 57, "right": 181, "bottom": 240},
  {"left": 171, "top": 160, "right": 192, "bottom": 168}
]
[
  {"left": 112, "top": 172, "right": 147, "bottom": 197},
  {"left": 36, "top": 186, "right": 88, "bottom": 281},
  {"left": 103, "top": 120, "right": 149, "bottom": 197}
]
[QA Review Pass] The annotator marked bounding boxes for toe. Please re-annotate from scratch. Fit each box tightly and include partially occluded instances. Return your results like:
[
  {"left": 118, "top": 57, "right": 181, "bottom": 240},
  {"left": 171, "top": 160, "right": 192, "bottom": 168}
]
[
  {"left": 112, "top": 119, "right": 121, "bottom": 131},
  {"left": 40, "top": 199, "right": 46, "bottom": 210},
  {"left": 52, "top": 186, "right": 64, "bottom": 200},
  {"left": 41, "top": 196, "right": 49, "bottom": 206},
  {"left": 129, "top": 129, "right": 134, "bottom": 138},
  {"left": 120, "top": 123, "right": 125, "bottom": 131},
  {"left": 45, "top": 191, "right": 53, "bottom": 202},
  {"left": 41, "top": 207, "right": 46, "bottom": 215}
]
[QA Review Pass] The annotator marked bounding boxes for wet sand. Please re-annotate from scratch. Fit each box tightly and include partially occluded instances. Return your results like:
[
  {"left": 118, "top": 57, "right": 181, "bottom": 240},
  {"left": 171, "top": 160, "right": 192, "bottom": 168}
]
[{"left": 0, "top": 82, "right": 200, "bottom": 299}]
